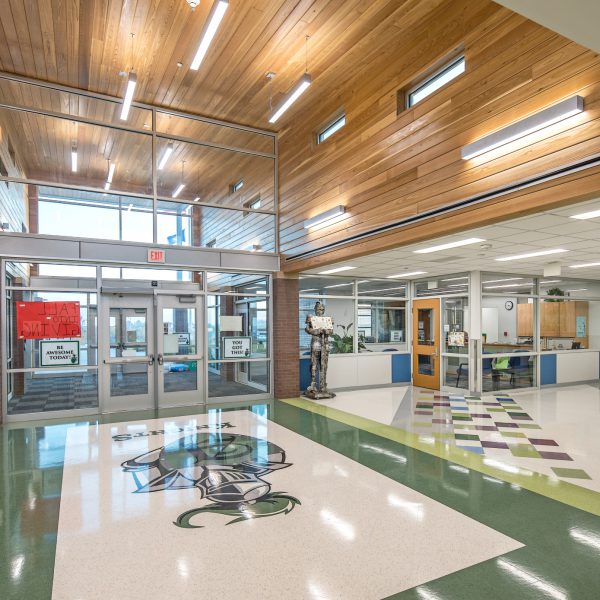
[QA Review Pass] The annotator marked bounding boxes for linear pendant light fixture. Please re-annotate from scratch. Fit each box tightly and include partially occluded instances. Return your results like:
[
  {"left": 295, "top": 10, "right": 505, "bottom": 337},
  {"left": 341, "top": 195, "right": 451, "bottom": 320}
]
[
  {"left": 269, "top": 73, "right": 312, "bottom": 123},
  {"left": 304, "top": 205, "right": 345, "bottom": 229},
  {"left": 190, "top": 0, "right": 229, "bottom": 70},
  {"left": 71, "top": 143, "right": 77, "bottom": 173},
  {"left": 158, "top": 142, "right": 174, "bottom": 170},
  {"left": 120, "top": 72, "right": 137, "bottom": 120},
  {"left": 461, "top": 95, "right": 584, "bottom": 160}
]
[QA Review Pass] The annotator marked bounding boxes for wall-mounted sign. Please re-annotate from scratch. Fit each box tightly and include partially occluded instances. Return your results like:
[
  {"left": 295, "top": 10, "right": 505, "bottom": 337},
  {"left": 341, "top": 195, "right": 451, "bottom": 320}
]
[
  {"left": 147, "top": 249, "right": 165, "bottom": 263},
  {"left": 16, "top": 301, "right": 81, "bottom": 340},
  {"left": 222, "top": 336, "right": 251, "bottom": 358},
  {"left": 576, "top": 316, "right": 587, "bottom": 338},
  {"left": 390, "top": 330, "right": 403, "bottom": 342},
  {"left": 176, "top": 333, "right": 191, "bottom": 345},
  {"left": 40, "top": 341, "right": 80, "bottom": 366},
  {"left": 448, "top": 331, "right": 465, "bottom": 347},
  {"left": 220, "top": 315, "right": 243, "bottom": 331}
]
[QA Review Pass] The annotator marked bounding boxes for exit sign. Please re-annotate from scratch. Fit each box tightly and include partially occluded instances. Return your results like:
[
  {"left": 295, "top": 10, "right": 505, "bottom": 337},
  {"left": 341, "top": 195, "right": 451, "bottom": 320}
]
[{"left": 147, "top": 249, "right": 165, "bottom": 263}]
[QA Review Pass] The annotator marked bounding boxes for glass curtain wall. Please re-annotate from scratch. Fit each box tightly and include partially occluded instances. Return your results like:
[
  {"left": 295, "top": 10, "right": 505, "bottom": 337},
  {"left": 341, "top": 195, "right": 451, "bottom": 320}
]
[
  {"left": 206, "top": 273, "right": 270, "bottom": 400},
  {"left": 2, "top": 261, "right": 272, "bottom": 418},
  {"left": 0, "top": 74, "right": 276, "bottom": 253}
]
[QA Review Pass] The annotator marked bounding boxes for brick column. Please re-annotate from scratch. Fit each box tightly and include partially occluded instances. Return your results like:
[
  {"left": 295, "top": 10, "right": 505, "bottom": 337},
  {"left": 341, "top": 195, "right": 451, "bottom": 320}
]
[{"left": 272, "top": 274, "right": 299, "bottom": 399}]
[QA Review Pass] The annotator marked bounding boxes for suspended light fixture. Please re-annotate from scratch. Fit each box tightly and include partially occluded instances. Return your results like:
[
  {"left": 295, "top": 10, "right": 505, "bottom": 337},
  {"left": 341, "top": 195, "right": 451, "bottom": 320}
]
[
  {"left": 173, "top": 160, "right": 186, "bottom": 198},
  {"left": 461, "top": 95, "right": 584, "bottom": 160},
  {"left": 104, "top": 160, "right": 115, "bottom": 191},
  {"left": 268, "top": 35, "right": 312, "bottom": 123},
  {"left": 107, "top": 162, "right": 116, "bottom": 184},
  {"left": 190, "top": 0, "right": 229, "bottom": 70},
  {"left": 120, "top": 72, "right": 137, "bottom": 120},
  {"left": 269, "top": 74, "right": 312, "bottom": 123},
  {"left": 158, "top": 142, "right": 174, "bottom": 170},
  {"left": 71, "top": 143, "right": 78, "bottom": 173},
  {"left": 120, "top": 34, "right": 138, "bottom": 121}
]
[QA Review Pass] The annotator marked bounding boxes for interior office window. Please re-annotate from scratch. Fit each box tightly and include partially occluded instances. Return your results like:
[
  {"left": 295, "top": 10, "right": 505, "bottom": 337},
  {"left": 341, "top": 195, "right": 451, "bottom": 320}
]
[
  {"left": 406, "top": 55, "right": 465, "bottom": 108},
  {"left": 358, "top": 300, "right": 406, "bottom": 352},
  {"left": 317, "top": 113, "right": 346, "bottom": 144}
]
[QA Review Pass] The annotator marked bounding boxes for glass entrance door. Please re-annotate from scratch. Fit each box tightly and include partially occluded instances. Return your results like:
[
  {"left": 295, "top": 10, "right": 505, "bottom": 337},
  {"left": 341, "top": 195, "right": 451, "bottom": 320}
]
[
  {"left": 102, "top": 295, "right": 155, "bottom": 411},
  {"left": 156, "top": 295, "right": 204, "bottom": 408},
  {"left": 412, "top": 298, "right": 441, "bottom": 389},
  {"left": 101, "top": 293, "right": 204, "bottom": 411}
]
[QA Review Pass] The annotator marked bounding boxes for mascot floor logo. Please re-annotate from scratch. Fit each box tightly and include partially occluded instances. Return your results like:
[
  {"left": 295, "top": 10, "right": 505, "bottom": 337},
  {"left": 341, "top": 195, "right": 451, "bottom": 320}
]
[{"left": 121, "top": 432, "right": 300, "bottom": 528}]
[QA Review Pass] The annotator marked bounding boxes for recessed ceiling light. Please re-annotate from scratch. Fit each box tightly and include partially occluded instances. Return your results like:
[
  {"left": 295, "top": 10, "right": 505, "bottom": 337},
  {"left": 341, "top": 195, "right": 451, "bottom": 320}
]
[
  {"left": 441, "top": 276, "right": 468, "bottom": 281},
  {"left": 387, "top": 271, "right": 427, "bottom": 279},
  {"left": 569, "top": 261, "right": 600, "bottom": 269},
  {"left": 495, "top": 249, "right": 568, "bottom": 262},
  {"left": 483, "top": 277, "right": 523, "bottom": 283},
  {"left": 484, "top": 283, "right": 530, "bottom": 289},
  {"left": 570, "top": 208, "right": 600, "bottom": 220},
  {"left": 566, "top": 288, "right": 588, "bottom": 292},
  {"left": 324, "top": 282, "right": 353, "bottom": 289},
  {"left": 413, "top": 238, "right": 485, "bottom": 254},
  {"left": 318, "top": 266, "right": 355, "bottom": 275}
]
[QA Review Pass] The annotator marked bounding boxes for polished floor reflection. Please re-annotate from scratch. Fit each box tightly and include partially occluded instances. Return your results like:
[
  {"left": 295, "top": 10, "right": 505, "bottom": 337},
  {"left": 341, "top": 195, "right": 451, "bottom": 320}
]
[
  {"left": 315, "top": 384, "right": 600, "bottom": 493},
  {"left": 2, "top": 396, "right": 600, "bottom": 599}
]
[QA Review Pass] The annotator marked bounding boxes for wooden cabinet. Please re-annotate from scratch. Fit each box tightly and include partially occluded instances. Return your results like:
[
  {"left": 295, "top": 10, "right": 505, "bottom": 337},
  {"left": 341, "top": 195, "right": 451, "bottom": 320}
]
[
  {"left": 541, "top": 303, "right": 561, "bottom": 337},
  {"left": 517, "top": 303, "right": 533, "bottom": 337},
  {"left": 516, "top": 301, "right": 589, "bottom": 344}
]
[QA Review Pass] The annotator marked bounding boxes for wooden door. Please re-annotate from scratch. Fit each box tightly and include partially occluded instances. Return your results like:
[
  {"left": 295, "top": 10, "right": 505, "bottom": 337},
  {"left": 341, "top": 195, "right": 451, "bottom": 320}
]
[{"left": 412, "top": 298, "right": 440, "bottom": 389}]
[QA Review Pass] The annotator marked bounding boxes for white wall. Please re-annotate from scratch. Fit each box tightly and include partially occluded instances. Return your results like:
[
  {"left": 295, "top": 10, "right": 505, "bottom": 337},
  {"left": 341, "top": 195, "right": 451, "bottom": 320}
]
[
  {"left": 588, "top": 300, "right": 600, "bottom": 350},
  {"left": 482, "top": 297, "right": 519, "bottom": 343}
]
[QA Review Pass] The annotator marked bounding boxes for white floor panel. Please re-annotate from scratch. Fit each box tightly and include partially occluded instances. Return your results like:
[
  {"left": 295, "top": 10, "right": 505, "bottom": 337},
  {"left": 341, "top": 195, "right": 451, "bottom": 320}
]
[{"left": 52, "top": 409, "right": 521, "bottom": 600}]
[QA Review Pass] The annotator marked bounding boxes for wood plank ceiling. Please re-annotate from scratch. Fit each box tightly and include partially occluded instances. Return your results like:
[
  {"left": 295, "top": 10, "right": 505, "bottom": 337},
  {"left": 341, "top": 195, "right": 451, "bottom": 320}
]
[{"left": 0, "top": 0, "right": 428, "bottom": 130}]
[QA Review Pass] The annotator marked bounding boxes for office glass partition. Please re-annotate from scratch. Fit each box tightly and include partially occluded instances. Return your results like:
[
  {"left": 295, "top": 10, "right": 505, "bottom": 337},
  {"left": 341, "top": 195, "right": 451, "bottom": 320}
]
[
  {"left": 357, "top": 279, "right": 407, "bottom": 297},
  {"left": 299, "top": 276, "right": 355, "bottom": 296},
  {"left": 415, "top": 274, "right": 469, "bottom": 297},
  {"left": 357, "top": 299, "right": 407, "bottom": 352}
]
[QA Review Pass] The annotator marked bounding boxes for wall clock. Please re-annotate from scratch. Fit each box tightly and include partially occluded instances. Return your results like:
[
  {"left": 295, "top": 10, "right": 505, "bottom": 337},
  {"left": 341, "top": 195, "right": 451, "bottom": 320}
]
[{"left": 505, "top": 300, "right": 514, "bottom": 310}]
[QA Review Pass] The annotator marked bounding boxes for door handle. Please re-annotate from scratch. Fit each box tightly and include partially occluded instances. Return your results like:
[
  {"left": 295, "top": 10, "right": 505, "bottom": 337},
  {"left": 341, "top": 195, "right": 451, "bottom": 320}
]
[
  {"left": 157, "top": 354, "right": 164, "bottom": 365},
  {"left": 148, "top": 354, "right": 155, "bottom": 365}
]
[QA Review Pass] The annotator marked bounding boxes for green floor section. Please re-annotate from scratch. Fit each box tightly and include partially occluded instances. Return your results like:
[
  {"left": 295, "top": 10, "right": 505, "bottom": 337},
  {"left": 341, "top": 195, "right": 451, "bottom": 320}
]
[{"left": 2, "top": 399, "right": 600, "bottom": 599}]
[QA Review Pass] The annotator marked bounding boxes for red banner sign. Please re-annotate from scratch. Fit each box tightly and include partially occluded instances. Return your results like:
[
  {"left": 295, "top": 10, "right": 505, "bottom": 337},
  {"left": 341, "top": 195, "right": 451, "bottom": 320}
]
[{"left": 16, "top": 301, "right": 81, "bottom": 340}]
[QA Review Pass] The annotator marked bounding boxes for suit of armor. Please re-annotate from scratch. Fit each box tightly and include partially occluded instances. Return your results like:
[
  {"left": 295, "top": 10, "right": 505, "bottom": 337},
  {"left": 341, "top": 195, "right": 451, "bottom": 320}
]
[{"left": 304, "top": 301, "right": 335, "bottom": 399}]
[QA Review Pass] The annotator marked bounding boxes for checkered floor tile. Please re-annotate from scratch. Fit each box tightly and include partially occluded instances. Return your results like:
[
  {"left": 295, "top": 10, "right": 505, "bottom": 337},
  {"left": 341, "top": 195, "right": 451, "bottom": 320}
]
[{"left": 414, "top": 390, "right": 592, "bottom": 481}]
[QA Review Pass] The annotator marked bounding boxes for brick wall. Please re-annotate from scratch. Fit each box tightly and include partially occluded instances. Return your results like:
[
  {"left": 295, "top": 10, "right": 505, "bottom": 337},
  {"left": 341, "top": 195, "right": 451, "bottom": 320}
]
[{"left": 272, "top": 275, "right": 299, "bottom": 399}]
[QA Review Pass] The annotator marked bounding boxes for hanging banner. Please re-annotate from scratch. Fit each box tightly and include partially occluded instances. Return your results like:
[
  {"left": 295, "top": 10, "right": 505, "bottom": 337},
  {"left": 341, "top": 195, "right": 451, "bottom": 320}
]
[
  {"left": 16, "top": 301, "right": 81, "bottom": 340},
  {"left": 40, "top": 341, "right": 80, "bottom": 366}
]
